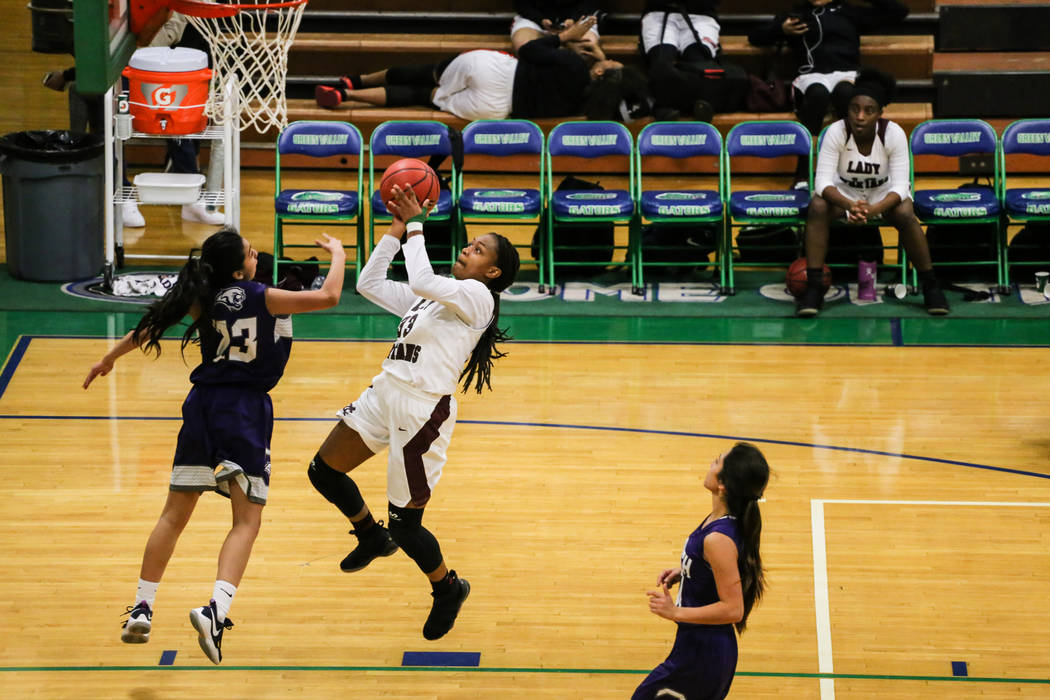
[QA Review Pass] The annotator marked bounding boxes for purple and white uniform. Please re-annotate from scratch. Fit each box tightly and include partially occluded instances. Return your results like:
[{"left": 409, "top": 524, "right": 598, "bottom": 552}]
[
  {"left": 171, "top": 280, "right": 292, "bottom": 504},
  {"left": 634, "top": 515, "right": 741, "bottom": 700}
]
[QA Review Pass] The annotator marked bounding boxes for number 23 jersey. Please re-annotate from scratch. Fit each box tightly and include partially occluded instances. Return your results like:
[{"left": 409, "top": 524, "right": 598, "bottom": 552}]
[{"left": 189, "top": 280, "right": 292, "bottom": 392}]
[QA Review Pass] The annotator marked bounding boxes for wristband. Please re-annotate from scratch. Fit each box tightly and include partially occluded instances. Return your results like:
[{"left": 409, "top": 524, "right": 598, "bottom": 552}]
[
  {"left": 406, "top": 220, "right": 424, "bottom": 234},
  {"left": 407, "top": 212, "right": 427, "bottom": 225}
]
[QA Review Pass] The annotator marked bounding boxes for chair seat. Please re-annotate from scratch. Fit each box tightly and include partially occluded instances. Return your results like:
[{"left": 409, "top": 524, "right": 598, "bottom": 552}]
[
  {"left": 729, "top": 190, "right": 809, "bottom": 219},
  {"left": 459, "top": 187, "right": 542, "bottom": 217},
  {"left": 551, "top": 189, "right": 634, "bottom": 219},
  {"left": 1005, "top": 188, "right": 1050, "bottom": 217},
  {"left": 641, "top": 190, "right": 722, "bottom": 219},
  {"left": 370, "top": 189, "right": 455, "bottom": 218},
  {"left": 276, "top": 189, "right": 359, "bottom": 216},
  {"left": 914, "top": 188, "right": 1000, "bottom": 220}
]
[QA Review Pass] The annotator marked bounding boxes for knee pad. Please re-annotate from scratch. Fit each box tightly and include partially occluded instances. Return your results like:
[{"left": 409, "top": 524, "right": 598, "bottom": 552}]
[
  {"left": 307, "top": 453, "right": 365, "bottom": 519},
  {"left": 388, "top": 503, "right": 443, "bottom": 574}
]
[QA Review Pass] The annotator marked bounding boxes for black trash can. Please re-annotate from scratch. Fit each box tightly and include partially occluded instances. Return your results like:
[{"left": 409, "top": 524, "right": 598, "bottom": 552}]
[
  {"left": 29, "top": 0, "right": 74, "bottom": 54},
  {"left": 0, "top": 130, "right": 105, "bottom": 282}
]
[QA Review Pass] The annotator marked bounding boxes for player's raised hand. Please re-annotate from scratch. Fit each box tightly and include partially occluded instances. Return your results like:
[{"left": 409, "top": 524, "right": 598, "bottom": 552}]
[
  {"left": 314, "top": 232, "right": 345, "bottom": 257},
  {"left": 387, "top": 184, "right": 432, "bottom": 223}
]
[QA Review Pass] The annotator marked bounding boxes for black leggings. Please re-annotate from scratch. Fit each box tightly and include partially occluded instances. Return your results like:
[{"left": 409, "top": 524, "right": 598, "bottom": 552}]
[
  {"left": 384, "top": 56, "right": 456, "bottom": 107},
  {"left": 646, "top": 43, "right": 719, "bottom": 112},
  {"left": 793, "top": 81, "right": 853, "bottom": 179},
  {"left": 794, "top": 81, "right": 854, "bottom": 136}
]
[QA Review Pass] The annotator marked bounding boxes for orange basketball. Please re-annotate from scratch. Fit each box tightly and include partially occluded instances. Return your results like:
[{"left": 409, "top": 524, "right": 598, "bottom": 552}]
[
  {"left": 786, "top": 257, "right": 832, "bottom": 298},
  {"left": 379, "top": 158, "right": 440, "bottom": 213}
]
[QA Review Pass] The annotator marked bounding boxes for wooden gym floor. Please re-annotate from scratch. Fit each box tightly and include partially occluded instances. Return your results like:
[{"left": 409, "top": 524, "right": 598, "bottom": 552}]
[{"left": 0, "top": 329, "right": 1048, "bottom": 699}]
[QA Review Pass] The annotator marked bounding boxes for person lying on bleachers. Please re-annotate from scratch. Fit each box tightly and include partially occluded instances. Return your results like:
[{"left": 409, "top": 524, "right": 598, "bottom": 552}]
[
  {"left": 748, "top": 0, "right": 908, "bottom": 189},
  {"left": 314, "top": 15, "right": 650, "bottom": 123}
]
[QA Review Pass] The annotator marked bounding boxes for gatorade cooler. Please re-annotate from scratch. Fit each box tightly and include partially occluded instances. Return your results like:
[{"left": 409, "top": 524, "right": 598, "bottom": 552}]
[{"left": 122, "top": 47, "right": 212, "bottom": 135}]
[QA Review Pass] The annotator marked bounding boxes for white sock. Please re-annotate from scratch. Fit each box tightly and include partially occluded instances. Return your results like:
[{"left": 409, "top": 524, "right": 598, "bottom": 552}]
[
  {"left": 135, "top": 579, "right": 159, "bottom": 610},
  {"left": 212, "top": 580, "right": 237, "bottom": 622}
]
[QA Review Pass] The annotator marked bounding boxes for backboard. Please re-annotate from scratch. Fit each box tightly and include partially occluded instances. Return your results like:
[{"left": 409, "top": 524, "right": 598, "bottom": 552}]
[{"left": 73, "top": 0, "right": 169, "bottom": 94}]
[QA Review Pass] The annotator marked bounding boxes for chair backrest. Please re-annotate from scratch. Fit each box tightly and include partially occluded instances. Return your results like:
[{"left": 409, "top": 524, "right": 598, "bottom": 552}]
[
  {"left": 369, "top": 120, "right": 453, "bottom": 159},
  {"left": 277, "top": 120, "right": 362, "bottom": 158},
  {"left": 909, "top": 119, "right": 997, "bottom": 157},
  {"left": 462, "top": 119, "right": 544, "bottom": 157},
  {"left": 637, "top": 121, "right": 722, "bottom": 159},
  {"left": 547, "top": 121, "right": 633, "bottom": 159},
  {"left": 1001, "top": 119, "right": 1050, "bottom": 157},
  {"left": 725, "top": 120, "right": 811, "bottom": 159}
]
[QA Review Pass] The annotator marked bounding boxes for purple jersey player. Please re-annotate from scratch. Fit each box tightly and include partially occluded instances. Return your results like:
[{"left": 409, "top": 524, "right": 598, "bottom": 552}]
[
  {"left": 634, "top": 443, "right": 771, "bottom": 700},
  {"left": 83, "top": 228, "right": 345, "bottom": 665}
]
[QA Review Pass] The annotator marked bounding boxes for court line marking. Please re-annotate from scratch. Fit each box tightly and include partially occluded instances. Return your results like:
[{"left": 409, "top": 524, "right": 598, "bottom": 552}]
[
  {"left": 0, "top": 665, "right": 1047, "bottom": 683},
  {"left": 0, "top": 336, "right": 30, "bottom": 402},
  {"left": 811, "top": 499, "right": 1050, "bottom": 700},
  {"left": 0, "top": 415, "right": 1047, "bottom": 482}
]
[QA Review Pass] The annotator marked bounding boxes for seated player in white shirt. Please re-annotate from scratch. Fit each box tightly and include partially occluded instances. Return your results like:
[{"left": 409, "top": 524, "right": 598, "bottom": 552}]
[{"left": 798, "top": 68, "right": 949, "bottom": 317}]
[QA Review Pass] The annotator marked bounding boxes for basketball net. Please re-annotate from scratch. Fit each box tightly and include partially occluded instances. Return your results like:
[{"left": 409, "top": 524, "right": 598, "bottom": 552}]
[{"left": 172, "top": 0, "right": 307, "bottom": 134}]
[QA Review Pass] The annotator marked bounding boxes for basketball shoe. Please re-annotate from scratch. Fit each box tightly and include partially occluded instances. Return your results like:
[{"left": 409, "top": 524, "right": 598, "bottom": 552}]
[
  {"left": 422, "top": 570, "right": 470, "bottom": 641},
  {"left": 120, "top": 601, "right": 152, "bottom": 643},
  {"left": 340, "top": 520, "right": 399, "bottom": 572},
  {"left": 189, "top": 600, "right": 234, "bottom": 665}
]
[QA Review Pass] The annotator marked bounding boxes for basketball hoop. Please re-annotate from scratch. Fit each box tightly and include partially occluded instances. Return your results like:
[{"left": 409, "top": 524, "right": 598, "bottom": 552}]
[{"left": 171, "top": 0, "right": 307, "bottom": 134}]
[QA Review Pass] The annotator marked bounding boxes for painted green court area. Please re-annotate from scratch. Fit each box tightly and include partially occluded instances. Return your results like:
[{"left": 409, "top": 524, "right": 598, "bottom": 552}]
[{"left": 1, "top": 264, "right": 1049, "bottom": 352}]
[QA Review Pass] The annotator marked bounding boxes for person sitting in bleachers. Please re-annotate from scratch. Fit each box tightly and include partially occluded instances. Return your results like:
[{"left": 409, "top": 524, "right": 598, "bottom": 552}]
[
  {"left": 314, "top": 15, "right": 650, "bottom": 123},
  {"left": 748, "top": 0, "right": 908, "bottom": 189},
  {"left": 640, "top": 0, "right": 751, "bottom": 122},
  {"left": 511, "top": 0, "right": 603, "bottom": 60}
]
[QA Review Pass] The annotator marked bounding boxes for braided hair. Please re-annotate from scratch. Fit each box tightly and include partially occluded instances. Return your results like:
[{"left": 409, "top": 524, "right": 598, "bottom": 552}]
[
  {"left": 460, "top": 233, "right": 520, "bottom": 394},
  {"left": 718, "top": 442, "right": 771, "bottom": 633},
  {"left": 132, "top": 228, "right": 246, "bottom": 357}
]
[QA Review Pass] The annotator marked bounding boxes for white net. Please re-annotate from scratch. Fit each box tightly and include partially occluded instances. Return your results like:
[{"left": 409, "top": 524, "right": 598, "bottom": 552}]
[{"left": 180, "top": 0, "right": 306, "bottom": 134}]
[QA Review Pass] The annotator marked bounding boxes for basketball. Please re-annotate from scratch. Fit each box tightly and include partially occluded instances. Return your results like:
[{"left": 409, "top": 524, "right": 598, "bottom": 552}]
[
  {"left": 786, "top": 257, "right": 832, "bottom": 298},
  {"left": 379, "top": 158, "right": 440, "bottom": 213}
]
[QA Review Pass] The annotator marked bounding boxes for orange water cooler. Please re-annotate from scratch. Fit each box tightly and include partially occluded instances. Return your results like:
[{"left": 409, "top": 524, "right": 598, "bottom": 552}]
[{"left": 121, "top": 47, "right": 212, "bottom": 135}]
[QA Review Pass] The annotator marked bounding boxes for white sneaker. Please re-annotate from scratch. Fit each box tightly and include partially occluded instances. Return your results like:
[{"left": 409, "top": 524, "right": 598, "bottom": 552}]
[
  {"left": 120, "top": 601, "right": 152, "bottom": 643},
  {"left": 122, "top": 200, "right": 145, "bottom": 228},
  {"left": 189, "top": 600, "right": 233, "bottom": 664},
  {"left": 181, "top": 203, "right": 225, "bottom": 226}
]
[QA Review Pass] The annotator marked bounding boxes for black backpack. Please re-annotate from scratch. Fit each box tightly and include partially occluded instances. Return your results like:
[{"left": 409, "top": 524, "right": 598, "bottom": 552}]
[
  {"left": 1007, "top": 221, "right": 1050, "bottom": 282},
  {"left": 531, "top": 175, "right": 615, "bottom": 279}
]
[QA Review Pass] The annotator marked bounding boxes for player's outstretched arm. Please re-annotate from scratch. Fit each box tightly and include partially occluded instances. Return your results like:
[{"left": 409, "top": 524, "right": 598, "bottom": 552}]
[
  {"left": 83, "top": 330, "right": 140, "bottom": 389},
  {"left": 265, "top": 233, "right": 346, "bottom": 315}
]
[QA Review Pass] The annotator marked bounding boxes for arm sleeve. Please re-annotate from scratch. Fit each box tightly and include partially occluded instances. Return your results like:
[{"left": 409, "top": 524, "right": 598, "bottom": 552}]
[
  {"left": 355, "top": 236, "right": 418, "bottom": 317},
  {"left": 148, "top": 11, "right": 188, "bottom": 47},
  {"left": 747, "top": 13, "right": 789, "bottom": 46},
  {"left": 403, "top": 237, "right": 494, "bottom": 328},
  {"left": 517, "top": 34, "right": 574, "bottom": 66},
  {"left": 814, "top": 122, "right": 846, "bottom": 196},
  {"left": 885, "top": 121, "right": 912, "bottom": 202}
]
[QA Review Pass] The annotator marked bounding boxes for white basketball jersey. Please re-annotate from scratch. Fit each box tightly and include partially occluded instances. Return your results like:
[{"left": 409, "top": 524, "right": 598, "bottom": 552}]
[
  {"left": 815, "top": 119, "right": 911, "bottom": 204},
  {"left": 357, "top": 235, "right": 494, "bottom": 397}
]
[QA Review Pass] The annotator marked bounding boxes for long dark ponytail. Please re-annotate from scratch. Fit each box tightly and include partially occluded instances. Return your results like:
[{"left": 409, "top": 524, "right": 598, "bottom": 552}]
[
  {"left": 718, "top": 441, "right": 770, "bottom": 633},
  {"left": 132, "top": 228, "right": 245, "bottom": 357},
  {"left": 460, "top": 233, "right": 520, "bottom": 394}
]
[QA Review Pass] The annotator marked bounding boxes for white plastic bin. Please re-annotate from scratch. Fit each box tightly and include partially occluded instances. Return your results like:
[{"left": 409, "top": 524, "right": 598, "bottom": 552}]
[{"left": 133, "top": 172, "right": 205, "bottom": 204}]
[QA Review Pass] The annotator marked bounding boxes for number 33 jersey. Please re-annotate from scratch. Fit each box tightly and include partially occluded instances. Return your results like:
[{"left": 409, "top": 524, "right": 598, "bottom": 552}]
[
  {"left": 190, "top": 280, "right": 292, "bottom": 392},
  {"left": 358, "top": 235, "right": 494, "bottom": 397}
]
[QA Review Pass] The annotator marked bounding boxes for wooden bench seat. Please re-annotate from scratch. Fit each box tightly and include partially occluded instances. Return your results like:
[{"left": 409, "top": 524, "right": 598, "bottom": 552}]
[{"left": 289, "top": 33, "right": 933, "bottom": 80}]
